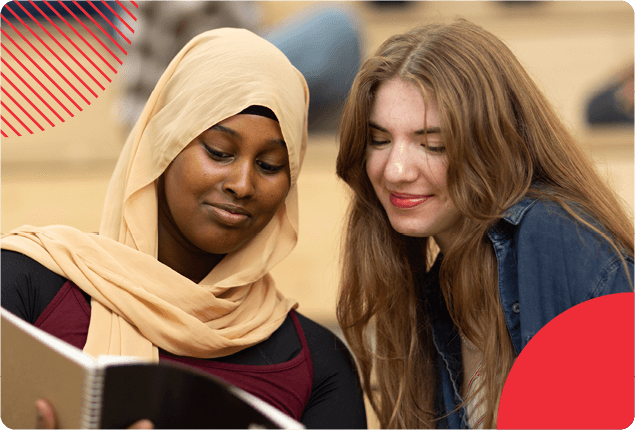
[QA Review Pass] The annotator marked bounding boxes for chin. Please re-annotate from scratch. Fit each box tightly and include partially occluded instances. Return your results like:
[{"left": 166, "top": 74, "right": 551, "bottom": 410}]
[
  {"left": 207, "top": 240, "right": 251, "bottom": 255},
  {"left": 390, "top": 222, "right": 434, "bottom": 238},
  {"left": 191, "top": 237, "right": 246, "bottom": 256},
  {"left": 201, "top": 244, "right": 245, "bottom": 256},
  {"left": 397, "top": 230, "right": 431, "bottom": 239}
]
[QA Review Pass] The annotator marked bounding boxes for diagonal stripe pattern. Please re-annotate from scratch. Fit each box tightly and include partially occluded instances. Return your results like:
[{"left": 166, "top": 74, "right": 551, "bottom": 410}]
[{"left": 0, "top": 0, "right": 137, "bottom": 137}]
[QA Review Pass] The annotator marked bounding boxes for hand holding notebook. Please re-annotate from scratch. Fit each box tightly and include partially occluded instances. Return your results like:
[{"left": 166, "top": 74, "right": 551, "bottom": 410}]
[
  {"left": 35, "top": 399, "right": 154, "bottom": 429},
  {"left": 2, "top": 308, "right": 304, "bottom": 429}
]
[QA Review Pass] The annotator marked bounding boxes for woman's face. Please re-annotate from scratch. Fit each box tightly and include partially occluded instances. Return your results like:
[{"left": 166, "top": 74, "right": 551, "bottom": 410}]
[
  {"left": 161, "top": 113, "right": 291, "bottom": 257},
  {"left": 366, "top": 77, "right": 462, "bottom": 251}
]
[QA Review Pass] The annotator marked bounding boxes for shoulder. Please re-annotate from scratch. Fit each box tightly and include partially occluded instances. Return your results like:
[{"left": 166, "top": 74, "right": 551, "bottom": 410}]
[
  {"left": 1, "top": 249, "right": 67, "bottom": 291},
  {"left": 492, "top": 197, "right": 633, "bottom": 351},
  {"left": 293, "top": 311, "right": 362, "bottom": 390},
  {"left": 1, "top": 250, "right": 68, "bottom": 322},
  {"left": 294, "top": 311, "right": 354, "bottom": 367},
  {"left": 293, "top": 311, "right": 367, "bottom": 428},
  {"left": 504, "top": 196, "right": 595, "bottom": 232},
  {"left": 503, "top": 197, "right": 632, "bottom": 298},
  {"left": 2, "top": 249, "right": 54, "bottom": 275},
  {"left": 515, "top": 198, "right": 626, "bottom": 261}
]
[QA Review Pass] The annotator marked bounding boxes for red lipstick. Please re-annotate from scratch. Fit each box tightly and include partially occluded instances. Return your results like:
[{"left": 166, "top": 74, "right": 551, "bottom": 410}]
[{"left": 389, "top": 193, "right": 431, "bottom": 209}]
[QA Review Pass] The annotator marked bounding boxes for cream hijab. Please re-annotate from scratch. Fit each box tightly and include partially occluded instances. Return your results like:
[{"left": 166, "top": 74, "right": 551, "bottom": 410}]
[{"left": 1, "top": 28, "right": 309, "bottom": 361}]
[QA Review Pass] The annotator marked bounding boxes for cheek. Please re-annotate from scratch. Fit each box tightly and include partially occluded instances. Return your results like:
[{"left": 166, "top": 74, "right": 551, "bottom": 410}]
[
  {"left": 261, "top": 175, "right": 291, "bottom": 214},
  {"left": 163, "top": 162, "right": 183, "bottom": 204},
  {"left": 165, "top": 161, "right": 188, "bottom": 198},
  {"left": 163, "top": 152, "right": 207, "bottom": 213},
  {"left": 425, "top": 158, "right": 449, "bottom": 190},
  {"left": 170, "top": 149, "right": 217, "bottom": 192},
  {"left": 365, "top": 151, "right": 386, "bottom": 187}
]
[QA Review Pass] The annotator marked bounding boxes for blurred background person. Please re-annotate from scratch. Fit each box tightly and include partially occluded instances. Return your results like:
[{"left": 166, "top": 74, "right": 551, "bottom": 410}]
[
  {"left": 586, "top": 63, "right": 634, "bottom": 126},
  {"left": 117, "top": 1, "right": 362, "bottom": 131}
]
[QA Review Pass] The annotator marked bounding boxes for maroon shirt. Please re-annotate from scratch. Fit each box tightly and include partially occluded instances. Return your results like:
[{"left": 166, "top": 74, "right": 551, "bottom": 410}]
[
  {"left": 2, "top": 249, "right": 367, "bottom": 428},
  {"left": 35, "top": 280, "right": 312, "bottom": 421}
]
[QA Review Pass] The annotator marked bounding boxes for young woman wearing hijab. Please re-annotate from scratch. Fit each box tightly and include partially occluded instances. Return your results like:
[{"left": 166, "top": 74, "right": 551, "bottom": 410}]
[
  {"left": 335, "top": 19, "right": 634, "bottom": 429},
  {"left": 1, "top": 28, "right": 366, "bottom": 429}
]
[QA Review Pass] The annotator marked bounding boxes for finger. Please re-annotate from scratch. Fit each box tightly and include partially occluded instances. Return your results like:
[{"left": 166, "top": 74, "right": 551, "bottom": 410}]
[
  {"left": 128, "top": 419, "right": 154, "bottom": 429},
  {"left": 35, "top": 399, "right": 56, "bottom": 429}
]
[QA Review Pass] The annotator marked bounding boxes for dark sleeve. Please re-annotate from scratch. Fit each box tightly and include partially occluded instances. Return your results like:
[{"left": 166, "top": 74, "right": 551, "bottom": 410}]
[
  {"left": 1, "top": 250, "right": 69, "bottom": 323},
  {"left": 586, "top": 83, "right": 633, "bottom": 125},
  {"left": 296, "top": 312, "right": 368, "bottom": 429}
]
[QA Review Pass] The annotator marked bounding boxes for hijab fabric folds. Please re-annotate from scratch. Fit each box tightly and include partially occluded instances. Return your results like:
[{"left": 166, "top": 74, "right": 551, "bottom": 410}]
[{"left": 1, "top": 29, "right": 309, "bottom": 361}]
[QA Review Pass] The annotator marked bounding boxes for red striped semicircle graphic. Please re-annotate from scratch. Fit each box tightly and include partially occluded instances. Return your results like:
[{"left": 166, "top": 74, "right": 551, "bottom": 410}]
[
  {"left": 0, "top": 0, "right": 137, "bottom": 137},
  {"left": 498, "top": 292, "right": 634, "bottom": 429}
]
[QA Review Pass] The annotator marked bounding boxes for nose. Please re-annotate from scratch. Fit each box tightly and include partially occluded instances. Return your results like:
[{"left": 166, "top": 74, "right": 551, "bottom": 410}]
[
  {"left": 223, "top": 160, "right": 255, "bottom": 199},
  {"left": 383, "top": 140, "right": 418, "bottom": 184}
]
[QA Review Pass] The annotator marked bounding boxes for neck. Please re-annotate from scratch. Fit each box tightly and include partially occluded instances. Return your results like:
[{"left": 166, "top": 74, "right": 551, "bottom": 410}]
[
  {"left": 157, "top": 220, "right": 225, "bottom": 283},
  {"left": 432, "top": 228, "right": 459, "bottom": 255},
  {"left": 432, "top": 235, "right": 449, "bottom": 255}
]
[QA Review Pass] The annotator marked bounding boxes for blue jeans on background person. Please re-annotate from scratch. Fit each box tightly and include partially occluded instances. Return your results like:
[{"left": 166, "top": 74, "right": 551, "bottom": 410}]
[
  {"left": 264, "top": 5, "right": 362, "bottom": 129},
  {"left": 114, "top": 2, "right": 363, "bottom": 132}
]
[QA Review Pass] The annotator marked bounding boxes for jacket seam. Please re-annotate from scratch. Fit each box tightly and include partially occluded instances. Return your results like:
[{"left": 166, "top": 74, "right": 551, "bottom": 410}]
[{"left": 588, "top": 257, "right": 629, "bottom": 300}]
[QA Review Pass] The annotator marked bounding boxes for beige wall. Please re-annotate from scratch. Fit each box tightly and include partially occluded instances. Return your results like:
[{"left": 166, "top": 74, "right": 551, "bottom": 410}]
[{"left": 2, "top": 2, "right": 633, "bottom": 331}]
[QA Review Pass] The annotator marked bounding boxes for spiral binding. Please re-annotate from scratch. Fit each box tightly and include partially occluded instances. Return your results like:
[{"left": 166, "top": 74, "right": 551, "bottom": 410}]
[{"left": 78, "top": 365, "right": 106, "bottom": 429}]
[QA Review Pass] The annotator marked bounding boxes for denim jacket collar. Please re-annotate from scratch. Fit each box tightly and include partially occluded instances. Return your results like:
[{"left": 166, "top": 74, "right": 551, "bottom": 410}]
[
  {"left": 486, "top": 196, "right": 538, "bottom": 246},
  {"left": 500, "top": 196, "right": 539, "bottom": 225}
]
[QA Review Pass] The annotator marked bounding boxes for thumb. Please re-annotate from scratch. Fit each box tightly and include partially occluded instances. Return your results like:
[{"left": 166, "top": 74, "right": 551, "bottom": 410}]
[
  {"left": 35, "top": 399, "right": 56, "bottom": 429},
  {"left": 128, "top": 419, "right": 154, "bottom": 429}
]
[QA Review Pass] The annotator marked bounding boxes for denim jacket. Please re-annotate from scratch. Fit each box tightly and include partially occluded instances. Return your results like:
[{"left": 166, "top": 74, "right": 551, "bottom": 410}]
[{"left": 428, "top": 196, "right": 634, "bottom": 429}]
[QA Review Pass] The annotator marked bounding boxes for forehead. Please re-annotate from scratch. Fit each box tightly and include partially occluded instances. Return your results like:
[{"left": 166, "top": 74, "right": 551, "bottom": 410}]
[
  {"left": 370, "top": 78, "right": 439, "bottom": 130},
  {"left": 210, "top": 113, "right": 287, "bottom": 149}
]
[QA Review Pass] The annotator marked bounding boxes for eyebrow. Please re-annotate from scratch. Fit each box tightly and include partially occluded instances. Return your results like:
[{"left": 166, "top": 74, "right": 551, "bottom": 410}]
[
  {"left": 368, "top": 121, "right": 441, "bottom": 135},
  {"left": 209, "top": 124, "right": 287, "bottom": 148}
]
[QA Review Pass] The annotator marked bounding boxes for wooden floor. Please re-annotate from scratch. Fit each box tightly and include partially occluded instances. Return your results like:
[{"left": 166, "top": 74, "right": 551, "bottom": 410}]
[{"left": 2, "top": 3, "right": 632, "bottom": 428}]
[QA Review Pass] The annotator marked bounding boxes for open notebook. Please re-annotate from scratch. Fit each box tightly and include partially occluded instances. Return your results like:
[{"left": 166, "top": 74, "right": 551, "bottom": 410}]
[{"left": 1, "top": 308, "right": 304, "bottom": 429}]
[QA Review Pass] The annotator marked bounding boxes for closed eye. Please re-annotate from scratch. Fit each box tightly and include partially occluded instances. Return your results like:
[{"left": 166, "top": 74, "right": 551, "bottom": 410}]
[
  {"left": 203, "top": 144, "right": 231, "bottom": 160},
  {"left": 257, "top": 160, "right": 285, "bottom": 173},
  {"left": 424, "top": 145, "right": 446, "bottom": 154},
  {"left": 369, "top": 139, "right": 390, "bottom": 147},
  {"left": 202, "top": 142, "right": 285, "bottom": 173}
]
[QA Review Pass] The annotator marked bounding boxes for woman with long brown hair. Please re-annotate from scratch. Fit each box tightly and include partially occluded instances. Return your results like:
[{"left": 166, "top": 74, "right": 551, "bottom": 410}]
[{"left": 336, "top": 19, "right": 633, "bottom": 429}]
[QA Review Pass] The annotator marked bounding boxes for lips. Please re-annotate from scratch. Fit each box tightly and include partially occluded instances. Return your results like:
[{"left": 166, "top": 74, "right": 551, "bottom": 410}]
[
  {"left": 389, "top": 192, "right": 431, "bottom": 209},
  {"left": 205, "top": 202, "right": 252, "bottom": 226},
  {"left": 211, "top": 203, "right": 251, "bottom": 216}
]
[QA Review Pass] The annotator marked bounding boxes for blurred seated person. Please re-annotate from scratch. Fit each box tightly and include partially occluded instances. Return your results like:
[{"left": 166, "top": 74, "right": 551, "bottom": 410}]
[
  {"left": 586, "top": 63, "right": 634, "bottom": 125},
  {"left": 119, "top": 2, "right": 362, "bottom": 131}
]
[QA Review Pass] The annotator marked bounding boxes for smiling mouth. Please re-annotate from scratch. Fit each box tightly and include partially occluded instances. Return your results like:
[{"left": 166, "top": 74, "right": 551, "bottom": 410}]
[
  {"left": 389, "top": 193, "right": 432, "bottom": 209},
  {"left": 211, "top": 203, "right": 251, "bottom": 217},
  {"left": 205, "top": 203, "right": 251, "bottom": 226}
]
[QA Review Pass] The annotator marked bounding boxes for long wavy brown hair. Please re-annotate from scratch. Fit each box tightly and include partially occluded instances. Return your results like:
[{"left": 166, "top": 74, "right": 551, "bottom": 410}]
[{"left": 336, "top": 19, "right": 633, "bottom": 429}]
